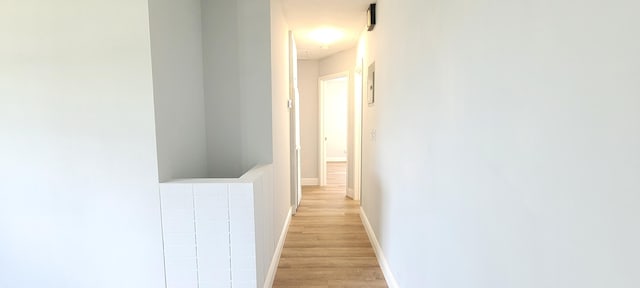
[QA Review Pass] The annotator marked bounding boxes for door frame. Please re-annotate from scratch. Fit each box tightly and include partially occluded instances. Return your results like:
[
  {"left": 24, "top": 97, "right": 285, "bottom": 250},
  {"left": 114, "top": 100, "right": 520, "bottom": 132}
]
[
  {"left": 318, "top": 71, "right": 350, "bottom": 186},
  {"left": 353, "top": 58, "right": 364, "bottom": 201},
  {"left": 288, "top": 31, "right": 302, "bottom": 214}
]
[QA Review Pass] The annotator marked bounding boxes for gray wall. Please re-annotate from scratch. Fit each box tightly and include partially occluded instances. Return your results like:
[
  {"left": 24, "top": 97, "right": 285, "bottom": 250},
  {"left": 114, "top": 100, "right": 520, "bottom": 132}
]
[
  {"left": 202, "top": 0, "right": 243, "bottom": 177},
  {"left": 149, "top": 0, "right": 209, "bottom": 182},
  {"left": 151, "top": 0, "right": 274, "bottom": 179},
  {"left": 202, "top": 0, "right": 273, "bottom": 178},
  {"left": 0, "top": 1, "right": 165, "bottom": 287},
  {"left": 202, "top": 0, "right": 273, "bottom": 177},
  {"left": 238, "top": 0, "right": 274, "bottom": 174},
  {"left": 361, "top": 0, "right": 640, "bottom": 287},
  {"left": 297, "top": 60, "right": 320, "bottom": 179}
]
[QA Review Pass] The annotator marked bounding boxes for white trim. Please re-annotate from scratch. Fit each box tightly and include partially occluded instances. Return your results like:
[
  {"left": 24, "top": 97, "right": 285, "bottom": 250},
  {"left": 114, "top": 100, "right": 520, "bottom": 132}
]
[
  {"left": 326, "top": 157, "right": 347, "bottom": 162},
  {"left": 288, "top": 31, "right": 302, "bottom": 214},
  {"left": 264, "top": 206, "right": 292, "bottom": 288},
  {"left": 354, "top": 57, "right": 364, "bottom": 201},
  {"left": 360, "top": 207, "right": 400, "bottom": 288},
  {"left": 301, "top": 178, "right": 319, "bottom": 186},
  {"left": 318, "top": 76, "right": 326, "bottom": 187},
  {"left": 347, "top": 188, "right": 355, "bottom": 199}
]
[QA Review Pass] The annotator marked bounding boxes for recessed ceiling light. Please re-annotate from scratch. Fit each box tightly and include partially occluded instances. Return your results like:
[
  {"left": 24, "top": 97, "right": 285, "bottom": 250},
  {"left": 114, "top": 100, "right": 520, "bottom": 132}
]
[{"left": 308, "top": 27, "right": 344, "bottom": 46}]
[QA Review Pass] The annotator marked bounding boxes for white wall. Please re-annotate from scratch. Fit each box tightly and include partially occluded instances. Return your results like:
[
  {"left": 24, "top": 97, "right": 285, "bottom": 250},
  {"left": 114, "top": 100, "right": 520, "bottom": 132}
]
[
  {"left": 323, "top": 77, "right": 349, "bottom": 161},
  {"left": 361, "top": 0, "right": 640, "bottom": 287},
  {"left": 318, "top": 47, "right": 357, "bottom": 78},
  {"left": 298, "top": 60, "right": 320, "bottom": 180},
  {"left": 270, "top": 0, "right": 293, "bottom": 274},
  {"left": 149, "top": 0, "right": 209, "bottom": 182},
  {"left": 0, "top": 1, "right": 165, "bottom": 287}
]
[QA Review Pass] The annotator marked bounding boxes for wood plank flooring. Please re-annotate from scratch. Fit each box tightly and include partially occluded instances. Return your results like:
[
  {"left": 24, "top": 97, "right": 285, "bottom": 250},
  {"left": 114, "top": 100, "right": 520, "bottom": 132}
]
[{"left": 273, "top": 162, "right": 387, "bottom": 287}]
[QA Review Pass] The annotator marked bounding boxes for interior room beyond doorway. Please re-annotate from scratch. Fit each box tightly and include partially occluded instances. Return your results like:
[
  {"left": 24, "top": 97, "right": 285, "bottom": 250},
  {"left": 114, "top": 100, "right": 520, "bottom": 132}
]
[{"left": 297, "top": 47, "right": 359, "bottom": 199}]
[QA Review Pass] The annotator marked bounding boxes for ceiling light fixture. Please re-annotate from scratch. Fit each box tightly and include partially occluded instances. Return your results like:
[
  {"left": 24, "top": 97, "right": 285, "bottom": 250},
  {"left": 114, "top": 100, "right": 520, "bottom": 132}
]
[{"left": 308, "top": 27, "right": 344, "bottom": 47}]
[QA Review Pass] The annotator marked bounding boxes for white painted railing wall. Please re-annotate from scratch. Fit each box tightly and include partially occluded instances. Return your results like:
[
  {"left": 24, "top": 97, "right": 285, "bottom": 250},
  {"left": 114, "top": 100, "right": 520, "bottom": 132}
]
[{"left": 159, "top": 165, "right": 279, "bottom": 288}]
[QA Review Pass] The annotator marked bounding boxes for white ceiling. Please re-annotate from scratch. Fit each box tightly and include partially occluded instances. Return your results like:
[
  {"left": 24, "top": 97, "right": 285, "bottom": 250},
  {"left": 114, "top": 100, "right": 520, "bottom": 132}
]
[{"left": 281, "top": 0, "right": 373, "bottom": 60}]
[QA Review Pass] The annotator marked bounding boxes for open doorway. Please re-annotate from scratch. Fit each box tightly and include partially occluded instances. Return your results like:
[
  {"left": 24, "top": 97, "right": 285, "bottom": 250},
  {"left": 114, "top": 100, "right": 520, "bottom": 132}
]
[
  {"left": 296, "top": 47, "right": 363, "bottom": 202},
  {"left": 319, "top": 72, "right": 349, "bottom": 188}
]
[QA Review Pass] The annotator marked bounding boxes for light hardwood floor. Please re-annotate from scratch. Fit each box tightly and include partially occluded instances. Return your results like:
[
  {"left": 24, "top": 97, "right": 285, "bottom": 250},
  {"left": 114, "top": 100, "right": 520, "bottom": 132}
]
[{"left": 273, "top": 162, "right": 387, "bottom": 288}]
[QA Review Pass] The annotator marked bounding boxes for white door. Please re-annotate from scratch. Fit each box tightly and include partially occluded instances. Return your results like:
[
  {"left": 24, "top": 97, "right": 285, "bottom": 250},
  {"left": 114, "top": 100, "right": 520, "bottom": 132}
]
[{"left": 288, "top": 32, "right": 302, "bottom": 213}]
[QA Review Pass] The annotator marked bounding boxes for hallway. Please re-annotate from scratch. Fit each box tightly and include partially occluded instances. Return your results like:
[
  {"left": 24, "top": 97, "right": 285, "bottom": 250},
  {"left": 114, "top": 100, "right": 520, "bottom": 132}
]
[{"left": 273, "top": 162, "right": 387, "bottom": 287}]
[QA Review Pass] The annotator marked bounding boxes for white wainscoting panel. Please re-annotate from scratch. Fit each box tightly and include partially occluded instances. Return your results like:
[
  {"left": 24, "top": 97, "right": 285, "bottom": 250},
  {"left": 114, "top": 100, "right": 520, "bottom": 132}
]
[
  {"left": 194, "top": 183, "right": 231, "bottom": 288},
  {"left": 160, "top": 184, "right": 198, "bottom": 288},
  {"left": 159, "top": 165, "right": 283, "bottom": 288}
]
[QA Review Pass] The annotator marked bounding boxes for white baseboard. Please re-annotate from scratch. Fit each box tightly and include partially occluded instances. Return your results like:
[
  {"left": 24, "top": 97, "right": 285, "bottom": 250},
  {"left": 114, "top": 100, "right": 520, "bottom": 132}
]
[
  {"left": 347, "top": 188, "right": 355, "bottom": 199},
  {"left": 301, "top": 178, "right": 319, "bottom": 186},
  {"left": 360, "top": 207, "right": 400, "bottom": 288},
  {"left": 326, "top": 157, "right": 347, "bottom": 162},
  {"left": 264, "top": 206, "right": 292, "bottom": 288}
]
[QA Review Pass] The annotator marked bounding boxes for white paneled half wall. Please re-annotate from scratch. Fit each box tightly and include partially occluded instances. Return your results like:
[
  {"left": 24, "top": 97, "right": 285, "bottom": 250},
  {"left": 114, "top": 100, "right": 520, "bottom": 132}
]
[{"left": 159, "top": 165, "right": 282, "bottom": 288}]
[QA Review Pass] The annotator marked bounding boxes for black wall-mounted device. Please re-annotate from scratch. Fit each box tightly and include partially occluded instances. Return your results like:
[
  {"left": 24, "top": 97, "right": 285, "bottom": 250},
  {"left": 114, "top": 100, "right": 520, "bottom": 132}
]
[{"left": 367, "top": 3, "right": 376, "bottom": 31}]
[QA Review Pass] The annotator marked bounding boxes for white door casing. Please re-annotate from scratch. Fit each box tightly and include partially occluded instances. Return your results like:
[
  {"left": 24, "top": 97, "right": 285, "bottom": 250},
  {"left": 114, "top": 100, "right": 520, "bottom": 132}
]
[
  {"left": 318, "top": 71, "right": 349, "bottom": 187},
  {"left": 288, "top": 31, "right": 302, "bottom": 213}
]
